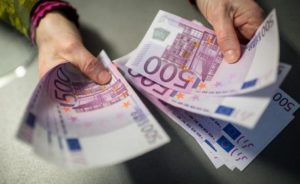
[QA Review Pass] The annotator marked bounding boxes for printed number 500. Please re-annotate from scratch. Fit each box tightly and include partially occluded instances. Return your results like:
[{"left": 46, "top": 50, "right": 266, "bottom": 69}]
[{"left": 273, "top": 92, "right": 295, "bottom": 112}]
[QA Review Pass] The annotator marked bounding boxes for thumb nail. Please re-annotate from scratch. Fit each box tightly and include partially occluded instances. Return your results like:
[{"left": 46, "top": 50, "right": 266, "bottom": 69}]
[
  {"left": 97, "top": 70, "right": 112, "bottom": 84},
  {"left": 224, "top": 50, "right": 239, "bottom": 63}
]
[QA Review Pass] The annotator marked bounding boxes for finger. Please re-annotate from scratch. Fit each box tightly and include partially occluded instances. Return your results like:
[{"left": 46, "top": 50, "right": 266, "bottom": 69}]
[
  {"left": 212, "top": 12, "right": 241, "bottom": 63},
  {"left": 71, "top": 46, "right": 112, "bottom": 84},
  {"left": 234, "top": 4, "right": 265, "bottom": 40},
  {"left": 237, "top": 15, "right": 265, "bottom": 40}
]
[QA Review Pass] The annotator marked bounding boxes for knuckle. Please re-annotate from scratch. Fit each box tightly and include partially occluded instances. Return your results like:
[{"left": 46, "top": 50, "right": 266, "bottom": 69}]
[
  {"left": 82, "top": 58, "right": 98, "bottom": 75},
  {"left": 216, "top": 33, "right": 237, "bottom": 50},
  {"left": 208, "top": 1, "right": 231, "bottom": 24},
  {"left": 249, "top": 8, "right": 265, "bottom": 28},
  {"left": 216, "top": 31, "right": 230, "bottom": 44}
]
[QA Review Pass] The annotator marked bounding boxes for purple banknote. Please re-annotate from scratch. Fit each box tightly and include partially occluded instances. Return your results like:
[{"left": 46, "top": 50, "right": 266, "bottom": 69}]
[
  {"left": 18, "top": 51, "right": 170, "bottom": 168},
  {"left": 126, "top": 10, "right": 279, "bottom": 96}
]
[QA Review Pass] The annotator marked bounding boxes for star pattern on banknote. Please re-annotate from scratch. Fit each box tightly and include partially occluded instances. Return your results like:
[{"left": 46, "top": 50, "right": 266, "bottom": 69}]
[
  {"left": 113, "top": 84, "right": 120, "bottom": 92},
  {"left": 122, "top": 91, "right": 129, "bottom": 98},
  {"left": 198, "top": 82, "right": 206, "bottom": 89},
  {"left": 65, "top": 97, "right": 72, "bottom": 103},
  {"left": 88, "top": 88, "right": 94, "bottom": 94},
  {"left": 99, "top": 85, "right": 107, "bottom": 91},
  {"left": 214, "top": 81, "right": 222, "bottom": 87},
  {"left": 191, "top": 95, "right": 200, "bottom": 101},
  {"left": 182, "top": 51, "right": 191, "bottom": 59},
  {"left": 206, "top": 36, "right": 214, "bottom": 44},
  {"left": 185, "top": 76, "right": 194, "bottom": 83},
  {"left": 181, "top": 64, "right": 189, "bottom": 71},
  {"left": 176, "top": 92, "right": 185, "bottom": 100},
  {"left": 63, "top": 107, "right": 71, "bottom": 112},
  {"left": 192, "top": 41, "right": 200, "bottom": 48},
  {"left": 70, "top": 116, "right": 77, "bottom": 122},
  {"left": 122, "top": 101, "right": 130, "bottom": 108}
]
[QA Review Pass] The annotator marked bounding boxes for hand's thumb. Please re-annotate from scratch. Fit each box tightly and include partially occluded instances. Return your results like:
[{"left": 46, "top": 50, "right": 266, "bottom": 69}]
[
  {"left": 73, "top": 47, "right": 112, "bottom": 84},
  {"left": 212, "top": 14, "right": 241, "bottom": 63}
]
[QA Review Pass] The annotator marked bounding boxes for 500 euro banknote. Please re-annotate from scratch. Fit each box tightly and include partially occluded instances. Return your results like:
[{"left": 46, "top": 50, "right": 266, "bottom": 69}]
[
  {"left": 146, "top": 89, "right": 299, "bottom": 171},
  {"left": 126, "top": 10, "right": 279, "bottom": 96},
  {"left": 17, "top": 51, "right": 170, "bottom": 168},
  {"left": 115, "top": 53, "right": 290, "bottom": 128}
]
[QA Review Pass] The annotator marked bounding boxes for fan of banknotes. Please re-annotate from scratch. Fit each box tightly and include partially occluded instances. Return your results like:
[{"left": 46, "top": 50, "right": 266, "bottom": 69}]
[{"left": 18, "top": 9, "right": 299, "bottom": 171}]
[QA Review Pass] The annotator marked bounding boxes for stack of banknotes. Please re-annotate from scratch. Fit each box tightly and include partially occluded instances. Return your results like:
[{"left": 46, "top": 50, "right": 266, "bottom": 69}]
[{"left": 18, "top": 10, "right": 299, "bottom": 171}]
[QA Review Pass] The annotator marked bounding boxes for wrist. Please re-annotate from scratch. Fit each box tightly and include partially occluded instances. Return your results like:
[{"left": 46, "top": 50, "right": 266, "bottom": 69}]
[
  {"left": 30, "top": 0, "right": 79, "bottom": 44},
  {"left": 36, "top": 12, "right": 81, "bottom": 48}
]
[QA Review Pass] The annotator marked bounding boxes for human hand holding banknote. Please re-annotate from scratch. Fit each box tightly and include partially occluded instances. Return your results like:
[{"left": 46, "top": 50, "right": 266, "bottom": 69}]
[
  {"left": 34, "top": 0, "right": 264, "bottom": 87},
  {"left": 18, "top": 9, "right": 298, "bottom": 171},
  {"left": 194, "top": 0, "right": 265, "bottom": 62},
  {"left": 126, "top": 10, "right": 279, "bottom": 96},
  {"left": 18, "top": 51, "right": 169, "bottom": 168},
  {"left": 36, "top": 12, "right": 112, "bottom": 84}
]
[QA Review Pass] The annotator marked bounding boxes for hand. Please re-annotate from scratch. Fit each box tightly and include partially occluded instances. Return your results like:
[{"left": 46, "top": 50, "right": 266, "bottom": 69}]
[
  {"left": 35, "top": 12, "right": 111, "bottom": 84},
  {"left": 195, "top": 0, "right": 264, "bottom": 63}
]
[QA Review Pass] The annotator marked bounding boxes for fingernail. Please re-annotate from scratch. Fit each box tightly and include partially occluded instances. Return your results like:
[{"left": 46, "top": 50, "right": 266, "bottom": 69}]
[
  {"left": 98, "top": 70, "right": 112, "bottom": 84},
  {"left": 224, "top": 50, "right": 239, "bottom": 63}
]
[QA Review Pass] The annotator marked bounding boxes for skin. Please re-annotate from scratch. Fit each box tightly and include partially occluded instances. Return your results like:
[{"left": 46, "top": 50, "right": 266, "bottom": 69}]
[
  {"left": 36, "top": 12, "right": 112, "bottom": 84},
  {"left": 195, "top": 0, "right": 265, "bottom": 63},
  {"left": 35, "top": 1, "right": 264, "bottom": 82}
]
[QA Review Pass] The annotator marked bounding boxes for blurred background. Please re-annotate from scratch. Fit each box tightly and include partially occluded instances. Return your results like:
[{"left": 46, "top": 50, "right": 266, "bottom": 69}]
[{"left": 0, "top": 0, "right": 300, "bottom": 183}]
